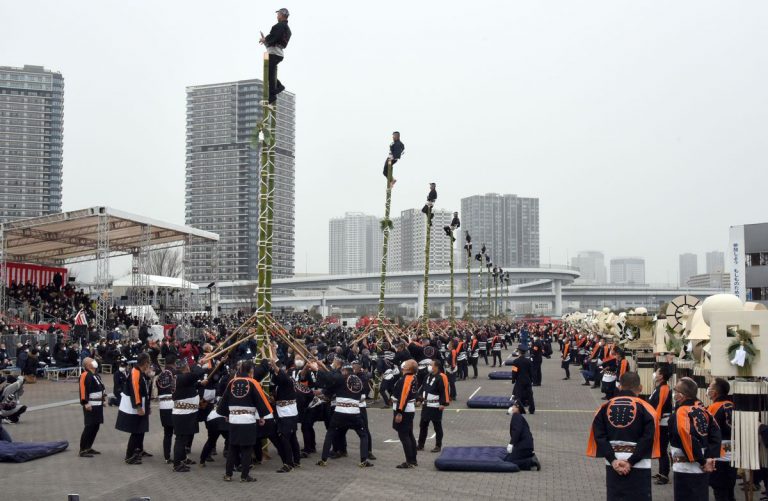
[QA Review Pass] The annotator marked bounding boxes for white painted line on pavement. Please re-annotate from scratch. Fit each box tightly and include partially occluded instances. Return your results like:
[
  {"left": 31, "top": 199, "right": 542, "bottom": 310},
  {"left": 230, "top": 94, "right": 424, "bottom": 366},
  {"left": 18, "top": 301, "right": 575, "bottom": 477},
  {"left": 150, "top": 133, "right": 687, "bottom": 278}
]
[
  {"left": 27, "top": 399, "right": 80, "bottom": 412},
  {"left": 469, "top": 386, "right": 482, "bottom": 399}
]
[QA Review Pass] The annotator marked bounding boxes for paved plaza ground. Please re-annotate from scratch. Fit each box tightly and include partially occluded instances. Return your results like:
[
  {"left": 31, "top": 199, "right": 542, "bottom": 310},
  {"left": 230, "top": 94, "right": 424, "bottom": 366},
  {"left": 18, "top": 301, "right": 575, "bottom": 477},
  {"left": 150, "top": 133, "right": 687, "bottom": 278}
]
[{"left": 2, "top": 350, "right": 679, "bottom": 501}]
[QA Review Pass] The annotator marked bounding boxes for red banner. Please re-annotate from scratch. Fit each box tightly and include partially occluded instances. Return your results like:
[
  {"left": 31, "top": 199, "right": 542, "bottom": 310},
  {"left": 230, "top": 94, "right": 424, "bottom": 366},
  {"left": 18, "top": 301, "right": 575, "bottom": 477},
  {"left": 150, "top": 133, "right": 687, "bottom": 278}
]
[{"left": 6, "top": 262, "right": 68, "bottom": 287}]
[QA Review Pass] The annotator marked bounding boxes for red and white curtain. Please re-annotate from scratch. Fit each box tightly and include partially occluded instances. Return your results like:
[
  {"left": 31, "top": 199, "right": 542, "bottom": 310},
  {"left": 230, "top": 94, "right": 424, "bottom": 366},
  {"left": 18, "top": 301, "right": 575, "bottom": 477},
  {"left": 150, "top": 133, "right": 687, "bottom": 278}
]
[{"left": 5, "top": 262, "right": 68, "bottom": 287}]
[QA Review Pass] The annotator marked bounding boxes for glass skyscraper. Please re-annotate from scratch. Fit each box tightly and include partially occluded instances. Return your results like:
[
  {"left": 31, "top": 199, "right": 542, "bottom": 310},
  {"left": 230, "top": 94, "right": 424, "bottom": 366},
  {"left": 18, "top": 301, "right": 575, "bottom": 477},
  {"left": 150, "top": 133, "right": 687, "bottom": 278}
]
[
  {"left": 0, "top": 65, "right": 63, "bottom": 222},
  {"left": 185, "top": 79, "right": 295, "bottom": 283}
]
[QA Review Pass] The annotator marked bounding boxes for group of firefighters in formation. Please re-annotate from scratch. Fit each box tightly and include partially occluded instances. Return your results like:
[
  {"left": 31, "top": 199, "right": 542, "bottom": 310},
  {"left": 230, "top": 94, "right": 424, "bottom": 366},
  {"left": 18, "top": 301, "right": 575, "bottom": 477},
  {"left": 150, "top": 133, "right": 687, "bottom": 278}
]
[
  {"left": 76, "top": 322, "right": 545, "bottom": 481},
  {"left": 561, "top": 328, "right": 739, "bottom": 501}
]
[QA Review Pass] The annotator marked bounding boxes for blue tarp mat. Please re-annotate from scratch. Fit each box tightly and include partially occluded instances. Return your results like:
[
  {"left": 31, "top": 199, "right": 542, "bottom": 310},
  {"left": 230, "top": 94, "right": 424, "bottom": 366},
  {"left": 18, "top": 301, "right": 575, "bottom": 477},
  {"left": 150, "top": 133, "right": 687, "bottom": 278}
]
[
  {"left": 434, "top": 446, "right": 520, "bottom": 472},
  {"left": 467, "top": 395, "right": 512, "bottom": 409},
  {"left": 0, "top": 440, "right": 69, "bottom": 462},
  {"left": 503, "top": 359, "right": 515, "bottom": 366},
  {"left": 488, "top": 371, "right": 514, "bottom": 380}
]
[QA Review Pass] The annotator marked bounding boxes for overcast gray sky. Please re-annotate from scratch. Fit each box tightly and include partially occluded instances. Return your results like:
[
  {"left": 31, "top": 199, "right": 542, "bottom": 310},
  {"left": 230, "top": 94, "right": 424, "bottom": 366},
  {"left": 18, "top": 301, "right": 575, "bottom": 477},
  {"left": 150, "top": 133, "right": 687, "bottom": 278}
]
[{"left": 2, "top": 0, "right": 767, "bottom": 283}]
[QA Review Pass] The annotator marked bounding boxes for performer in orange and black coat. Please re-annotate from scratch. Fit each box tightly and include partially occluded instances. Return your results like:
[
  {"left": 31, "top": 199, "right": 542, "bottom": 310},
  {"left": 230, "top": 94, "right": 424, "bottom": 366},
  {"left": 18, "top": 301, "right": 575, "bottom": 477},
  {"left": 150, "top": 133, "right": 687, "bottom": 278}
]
[
  {"left": 587, "top": 372, "right": 660, "bottom": 500},
  {"left": 78, "top": 357, "right": 105, "bottom": 457},
  {"left": 560, "top": 337, "right": 572, "bottom": 380},
  {"left": 392, "top": 359, "right": 419, "bottom": 468},
  {"left": 115, "top": 353, "right": 153, "bottom": 465},
  {"left": 417, "top": 360, "right": 450, "bottom": 453},
  {"left": 648, "top": 368, "right": 673, "bottom": 485},
  {"left": 706, "top": 378, "right": 736, "bottom": 501},
  {"left": 510, "top": 344, "right": 535, "bottom": 415},
  {"left": 668, "top": 377, "right": 722, "bottom": 501}
]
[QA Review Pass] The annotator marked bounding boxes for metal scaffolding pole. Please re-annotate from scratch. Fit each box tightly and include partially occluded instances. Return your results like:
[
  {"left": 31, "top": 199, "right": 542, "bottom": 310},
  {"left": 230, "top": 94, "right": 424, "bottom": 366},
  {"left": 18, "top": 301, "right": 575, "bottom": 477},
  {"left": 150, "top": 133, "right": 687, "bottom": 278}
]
[
  {"left": 131, "top": 225, "right": 151, "bottom": 322},
  {"left": 95, "top": 212, "right": 111, "bottom": 333}
]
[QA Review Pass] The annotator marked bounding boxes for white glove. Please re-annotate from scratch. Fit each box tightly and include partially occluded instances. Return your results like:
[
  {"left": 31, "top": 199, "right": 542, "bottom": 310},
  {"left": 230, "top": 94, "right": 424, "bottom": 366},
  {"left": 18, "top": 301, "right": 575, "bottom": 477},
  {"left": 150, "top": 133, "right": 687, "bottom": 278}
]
[
  {"left": 507, "top": 406, "right": 514, "bottom": 416},
  {"left": 507, "top": 444, "right": 514, "bottom": 454}
]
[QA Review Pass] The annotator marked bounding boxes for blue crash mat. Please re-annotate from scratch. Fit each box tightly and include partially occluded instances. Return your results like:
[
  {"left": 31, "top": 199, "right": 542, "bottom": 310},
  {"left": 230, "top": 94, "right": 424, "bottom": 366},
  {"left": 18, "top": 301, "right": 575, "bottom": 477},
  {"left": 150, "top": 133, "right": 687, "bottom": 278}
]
[
  {"left": 0, "top": 440, "right": 69, "bottom": 463},
  {"left": 467, "top": 395, "right": 512, "bottom": 409},
  {"left": 488, "top": 371, "right": 515, "bottom": 380},
  {"left": 434, "top": 446, "right": 521, "bottom": 472},
  {"left": 503, "top": 359, "right": 515, "bottom": 366}
]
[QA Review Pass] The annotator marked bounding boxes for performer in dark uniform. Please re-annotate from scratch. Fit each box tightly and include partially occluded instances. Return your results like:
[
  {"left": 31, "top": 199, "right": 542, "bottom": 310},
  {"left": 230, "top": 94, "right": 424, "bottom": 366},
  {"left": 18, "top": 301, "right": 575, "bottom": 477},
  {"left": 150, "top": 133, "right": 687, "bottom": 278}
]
[
  {"left": 353, "top": 359, "right": 376, "bottom": 460},
  {"left": 259, "top": 8, "right": 292, "bottom": 104},
  {"left": 421, "top": 183, "right": 437, "bottom": 225},
  {"left": 383, "top": 131, "right": 404, "bottom": 187},
  {"left": 511, "top": 344, "right": 535, "bottom": 415},
  {"left": 560, "top": 337, "right": 572, "bottom": 380},
  {"left": 707, "top": 378, "right": 736, "bottom": 501},
  {"left": 530, "top": 335, "right": 543, "bottom": 386},
  {"left": 669, "top": 377, "right": 721, "bottom": 501},
  {"left": 505, "top": 399, "right": 541, "bottom": 470},
  {"left": 218, "top": 360, "right": 272, "bottom": 482},
  {"left": 268, "top": 355, "right": 302, "bottom": 470},
  {"left": 200, "top": 366, "right": 231, "bottom": 467},
  {"left": 490, "top": 333, "right": 503, "bottom": 367},
  {"left": 311, "top": 360, "right": 374, "bottom": 468},
  {"left": 155, "top": 355, "right": 176, "bottom": 464},
  {"left": 648, "top": 368, "right": 673, "bottom": 485},
  {"left": 78, "top": 357, "right": 105, "bottom": 457},
  {"left": 417, "top": 360, "right": 450, "bottom": 453},
  {"left": 171, "top": 359, "right": 206, "bottom": 472},
  {"left": 587, "top": 372, "right": 660, "bottom": 501},
  {"left": 392, "top": 359, "right": 419, "bottom": 468},
  {"left": 115, "top": 353, "right": 153, "bottom": 465}
]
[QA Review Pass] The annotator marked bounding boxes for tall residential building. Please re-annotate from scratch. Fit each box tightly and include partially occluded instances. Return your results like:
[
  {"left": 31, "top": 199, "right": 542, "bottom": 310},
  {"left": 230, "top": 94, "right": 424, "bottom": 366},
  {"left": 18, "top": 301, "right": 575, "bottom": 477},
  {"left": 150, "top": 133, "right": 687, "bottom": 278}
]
[
  {"left": 610, "top": 257, "right": 646, "bottom": 285},
  {"left": 706, "top": 251, "right": 725, "bottom": 274},
  {"left": 460, "top": 193, "right": 539, "bottom": 268},
  {"left": 571, "top": 251, "right": 607, "bottom": 284},
  {"left": 679, "top": 253, "right": 698, "bottom": 287},
  {"left": 185, "top": 80, "right": 295, "bottom": 283},
  {"left": 328, "top": 212, "right": 382, "bottom": 275},
  {"left": 398, "top": 208, "right": 454, "bottom": 273},
  {"left": 0, "top": 65, "right": 63, "bottom": 222}
]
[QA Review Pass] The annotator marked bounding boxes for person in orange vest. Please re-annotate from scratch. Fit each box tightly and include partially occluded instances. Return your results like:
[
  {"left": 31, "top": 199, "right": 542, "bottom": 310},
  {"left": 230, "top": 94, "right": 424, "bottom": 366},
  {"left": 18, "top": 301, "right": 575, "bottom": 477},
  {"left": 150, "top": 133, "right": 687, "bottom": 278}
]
[
  {"left": 392, "top": 359, "right": 419, "bottom": 468},
  {"left": 668, "top": 377, "right": 722, "bottom": 501},
  {"left": 587, "top": 372, "right": 660, "bottom": 500},
  {"left": 706, "top": 378, "right": 736, "bottom": 501},
  {"left": 417, "top": 360, "right": 450, "bottom": 453},
  {"left": 648, "top": 368, "right": 673, "bottom": 485},
  {"left": 78, "top": 357, "right": 105, "bottom": 457},
  {"left": 561, "top": 336, "right": 572, "bottom": 380}
]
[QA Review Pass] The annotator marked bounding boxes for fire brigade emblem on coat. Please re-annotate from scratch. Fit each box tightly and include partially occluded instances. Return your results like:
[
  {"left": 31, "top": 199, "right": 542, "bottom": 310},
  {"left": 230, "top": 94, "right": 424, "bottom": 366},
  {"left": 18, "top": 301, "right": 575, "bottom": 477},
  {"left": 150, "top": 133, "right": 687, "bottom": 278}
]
[
  {"left": 293, "top": 380, "right": 312, "bottom": 394},
  {"left": 424, "top": 346, "right": 436, "bottom": 358},
  {"left": 722, "top": 402, "right": 734, "bottom": 428},
  {"left": 692, "top": 408, "right": 710, "bottom": 436},
  {"left": 346, "top": 375, "right": 363, "bottom": 393},
  {"left": 607, "top": 397, "right": 637, "bottom": 428},
  {"left": 156, "top": 370, "right": 174, "bottom": 390},
  {"left": 231, "top": 379, "right": 251, "bottom": 398}
]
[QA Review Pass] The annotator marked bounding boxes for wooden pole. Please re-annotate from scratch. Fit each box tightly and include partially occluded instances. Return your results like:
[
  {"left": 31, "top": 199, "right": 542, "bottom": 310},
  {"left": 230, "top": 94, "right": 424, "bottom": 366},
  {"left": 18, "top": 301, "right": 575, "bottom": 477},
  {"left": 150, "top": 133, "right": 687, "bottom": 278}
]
[{"left": 421, "top": 205, "right": 432, "bottom": 337}]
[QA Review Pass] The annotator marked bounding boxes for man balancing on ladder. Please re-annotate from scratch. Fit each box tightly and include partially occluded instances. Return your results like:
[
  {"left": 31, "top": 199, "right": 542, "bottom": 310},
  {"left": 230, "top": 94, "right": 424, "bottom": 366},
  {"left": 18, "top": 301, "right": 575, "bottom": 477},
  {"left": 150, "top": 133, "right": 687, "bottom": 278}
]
[
  {"left": 260, "top": 8, "right": 292, "bottom": 104},
  {"left": 383, "top": 131, "right": 405, "bottom": 188}
]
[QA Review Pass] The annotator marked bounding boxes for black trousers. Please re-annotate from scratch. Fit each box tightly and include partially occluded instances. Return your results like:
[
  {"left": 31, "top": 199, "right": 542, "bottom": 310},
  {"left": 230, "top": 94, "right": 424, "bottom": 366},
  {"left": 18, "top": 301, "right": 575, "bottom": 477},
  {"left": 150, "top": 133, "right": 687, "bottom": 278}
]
[
  {"left": 320, "top": 413, "right": 369, "bottom": 462},
  {"left": 173, "top": 433, "right": 191, "bottom": 466},
  {"left": 470, "top": 358, "right": 478, "bottom": 377},
  {"left": 479, "top": 350, "right": 488, "bottom": 365},
  {"left": 380, "top": 379, "right": 394, "bottom": 405},
  {"left": 504, "top": 448, "right": 536, "bottom": 470},
  {"left": 276, "top": 416, "right": 301, "bottom": 465},
  {"left": 492, "top": 351, "right": 502, "bottom": 366},
  {"left": 562, "top": 364, "right": 570, "bottom": 379},
  {"left": 606, "top": 465, "right": 652, "bottom": 501},
  {"left": 80, "top": 423, "right": 99, "bottom": 451},
  {"left": 383, "top": 158, "right": 398, "bottom": 177},
  {"left": 393, "top": 412, "right": 417, "bottom": 464},
  {"left": 710, "top": 460, "right": 737, "bottom": 501},
  {"left": 658, "top": 426, "right": 670, "bottom": 477},
  {"left": 447, "top": 372, "right": 457, "bottom": 399},
  {"left": 458, "top": 360, "right": 468, "bottom": 380},
  {"left": 268, "top": 54, "right": 283, "bottom": 103},
  {"left": 532, "top": 362, "right": 542, "bottom": 385},
  {"left": 126, "top": 432, "right": 144, "bottom": 459},
  {"left": 360, "top": 407, "right": 373, "bottom": 453},
  {"left": 417, "top": 409, "right": 443, "bottom": 448},
  {"left": 674, "top": 471, "right": 710, "bottom": 501},
  {"left": 162, "top": 425, "right": 174, "bottom": 461},
  {"left": 226, "top": 444, "right": 253, "bottom": 479},
  {"left": 201, "top": 428, "right": 227, "bottom": 463}
]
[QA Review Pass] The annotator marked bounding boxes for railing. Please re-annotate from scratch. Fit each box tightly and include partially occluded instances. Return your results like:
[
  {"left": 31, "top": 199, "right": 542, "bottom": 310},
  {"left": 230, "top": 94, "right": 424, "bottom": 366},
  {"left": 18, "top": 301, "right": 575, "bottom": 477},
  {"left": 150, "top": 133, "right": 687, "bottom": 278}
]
[{"left": 4, "top": 297, "right": 71, "bottom": 327}]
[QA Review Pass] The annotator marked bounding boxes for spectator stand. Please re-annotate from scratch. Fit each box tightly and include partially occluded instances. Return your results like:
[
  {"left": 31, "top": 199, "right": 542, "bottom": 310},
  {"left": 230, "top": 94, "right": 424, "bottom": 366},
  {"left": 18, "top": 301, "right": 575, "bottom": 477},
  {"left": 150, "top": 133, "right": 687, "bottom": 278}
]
[{"left": 0, "top": 206, "right": 219, "bottom": 336}]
